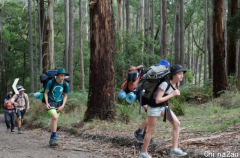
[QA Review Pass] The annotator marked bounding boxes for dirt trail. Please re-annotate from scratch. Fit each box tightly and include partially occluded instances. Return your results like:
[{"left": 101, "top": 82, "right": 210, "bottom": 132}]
[{"left": 0, "top": 114, "right": 103, "bottom": 158}]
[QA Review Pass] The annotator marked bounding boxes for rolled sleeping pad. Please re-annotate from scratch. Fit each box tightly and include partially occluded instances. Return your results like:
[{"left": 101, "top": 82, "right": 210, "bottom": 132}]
[
  {"left": 48, "top": 107, "right": 60, "bottom": 117},
  {"left": 126, "top": 91, "right": 137, "bottom": 103},
  {"left": 33, "top": 92, "right": 41, "bottom": 100},
  {"left": 118, "top": 89, "right": 127, "bottom": 99}
]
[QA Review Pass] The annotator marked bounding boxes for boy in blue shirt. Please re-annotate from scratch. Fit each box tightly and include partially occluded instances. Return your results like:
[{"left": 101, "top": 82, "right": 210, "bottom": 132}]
[{"left": 44, "top": 68, "right": 70, "bottom": 146}]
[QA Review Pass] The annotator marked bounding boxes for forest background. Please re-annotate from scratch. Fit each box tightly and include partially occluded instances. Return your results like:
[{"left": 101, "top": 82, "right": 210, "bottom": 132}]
[{"left": 0, "top": 0, "right": 240, "bottom": 120}]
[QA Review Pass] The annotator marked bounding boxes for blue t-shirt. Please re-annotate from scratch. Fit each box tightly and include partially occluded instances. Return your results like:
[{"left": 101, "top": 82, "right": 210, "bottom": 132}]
[{"left": 45, "top": 80, "right": 70, "bottom": 102}]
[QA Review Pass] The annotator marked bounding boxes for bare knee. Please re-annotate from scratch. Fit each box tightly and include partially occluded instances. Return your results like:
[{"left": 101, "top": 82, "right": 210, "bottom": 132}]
[
  {"left": 52, "top": 114, "right": 58, "bottom": 121},
  {"left": 147, "top": 127, "right": 155, "bottom": 135},
  {"left": 173, "top": 120, "right": 180, "bottom": 129}
]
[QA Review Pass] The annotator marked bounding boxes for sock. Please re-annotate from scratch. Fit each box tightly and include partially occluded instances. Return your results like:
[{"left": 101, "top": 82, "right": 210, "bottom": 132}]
[
  {"left": 136, "top": 128, "right": 143, "bottom": 134},
  {"left": 52, "top": 132, "right": 57, "bottom": 138}
]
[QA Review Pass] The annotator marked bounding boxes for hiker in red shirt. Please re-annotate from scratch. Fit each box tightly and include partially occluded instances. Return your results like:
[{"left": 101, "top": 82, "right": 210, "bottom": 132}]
[{"left": 4, "top": 93, "right": 15, "bottom": 132}]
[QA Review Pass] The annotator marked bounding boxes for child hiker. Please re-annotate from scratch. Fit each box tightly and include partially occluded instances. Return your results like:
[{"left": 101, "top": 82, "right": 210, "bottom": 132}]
[
  {"left": 134, "top": 59, "right": 170, "bottom": 143},
  {"left": 139, "top": 64, "right": 187, "bottom": 158},
  {"left": 4, "top": 93, "right": 15, "bottom": 132},
  {"left": 44, "top": 68, "right": 70, "bottom": 146}
]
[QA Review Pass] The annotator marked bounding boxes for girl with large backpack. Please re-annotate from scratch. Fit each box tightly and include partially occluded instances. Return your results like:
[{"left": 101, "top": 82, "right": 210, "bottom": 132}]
[{"left": 139, "top": 64, "right": 187, "bottom": 158}]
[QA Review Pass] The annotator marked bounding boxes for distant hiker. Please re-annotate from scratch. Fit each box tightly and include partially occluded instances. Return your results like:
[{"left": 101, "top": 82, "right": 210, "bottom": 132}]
[
  {"left": 11, "top": 86, "right": 30, "bottom": 134},
  {"left": 139, "top": 64, "right": 187, "bottom": 158},
  {"left": 2, "top": 91, "right": 13, "bottom": 103},
  {"left": 134, "top": 59, "right": 170, "bottom": 143},
  {"left": 44, "top": 68, "right": 70, "bottom": 147},
  {"left": 4, "top": 93, "right": 15, "bottom": 132}
]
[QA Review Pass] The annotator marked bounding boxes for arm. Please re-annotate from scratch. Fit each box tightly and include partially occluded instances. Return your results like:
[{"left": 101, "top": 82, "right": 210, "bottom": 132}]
[
  {"left": 57, "top": 93, "right": 67, "bottom": 111},
  {"left": 155, "top": 88, "right": 180, "bottom": 104},
  {"left": 11, "top": 95, "right": 18, "bottom": 106},
  {"left": 25, "top": 94, "right": 30, "bottom": 112},
  {"left": 44, "top": 90, "right": 51, "bottom": 109}
]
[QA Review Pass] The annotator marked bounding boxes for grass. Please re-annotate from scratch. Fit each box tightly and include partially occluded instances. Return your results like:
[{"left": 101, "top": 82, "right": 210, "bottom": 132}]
[{"left": 24, "top": 90, "right": 240, "bottom": 138}]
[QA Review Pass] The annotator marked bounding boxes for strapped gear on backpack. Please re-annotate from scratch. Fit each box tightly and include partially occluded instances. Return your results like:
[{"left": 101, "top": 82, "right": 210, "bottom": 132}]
[
  {"left": 136, "top": 65, "right": 170, "bottom": 113},
  {"left": 39, "top": 70, "right": 71, "bottom": 103}
]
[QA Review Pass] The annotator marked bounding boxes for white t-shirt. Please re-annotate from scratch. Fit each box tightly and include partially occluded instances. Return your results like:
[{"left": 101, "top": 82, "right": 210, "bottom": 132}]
[{"left": 153, "top": 81, "right": 175, "bottom": 99}]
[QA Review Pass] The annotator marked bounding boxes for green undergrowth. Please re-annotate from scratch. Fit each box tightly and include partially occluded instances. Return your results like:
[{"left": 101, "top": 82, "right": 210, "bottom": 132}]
[{"left": 25, "top": 90, "right": 240, "bottom": 136}]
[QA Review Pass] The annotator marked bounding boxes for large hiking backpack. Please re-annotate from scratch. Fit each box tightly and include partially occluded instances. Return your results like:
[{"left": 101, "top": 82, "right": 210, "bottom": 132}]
[
  {"left": 40, "top": 70, "right": 71, "bottom": 103},
  {"left": 136, "top": 65, "right": 170, "bottom": 112}
]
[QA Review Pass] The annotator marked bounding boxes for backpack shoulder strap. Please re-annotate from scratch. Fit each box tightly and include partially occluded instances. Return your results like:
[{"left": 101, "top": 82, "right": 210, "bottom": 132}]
[
  {"left": 165, "top": 79, "right": 175, "bottom": 92},
  {"left": 49, "top": 79, "right": 56, "bottom": 93},
  {"left": 63, "top": 81, "right": 66, "bottom": 92},
  {"left": 14, "top": 94, "right": 19, "bottom": 102}
]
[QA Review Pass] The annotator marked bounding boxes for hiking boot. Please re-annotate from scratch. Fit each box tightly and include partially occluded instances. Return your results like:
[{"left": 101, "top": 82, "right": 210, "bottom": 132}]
[
  {"left": 170, "top": 148, "right": 187, "bottom": 157},
  {"left": 49, "top": 137, "right": 58, "bottom": 146},
  {"left": 18, "top": 128, "right": 22, "bottom": 134},
  {"left": 139, "top": 153, "right": 152, "bottom": 158},
  {"left": 134, "top": 130, "right": 144, "bottom": 143},
  {"left": 11, "top": 129, "right": 15, "bottom": 132}
]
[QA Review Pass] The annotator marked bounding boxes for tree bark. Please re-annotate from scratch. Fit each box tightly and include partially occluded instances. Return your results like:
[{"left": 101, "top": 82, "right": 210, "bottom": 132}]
[
  {"left": 28, "top": 0, "right": 34, "bottom": 93},
  {"left": 0, "top": 1, "right": 6, "bottom": 102},
  {"left": 213, "top": 0, "right": 229, "bottom": 97},
  {"left": 85, "top": 0, "right": 116, "bottom": 121},
  {"left": 69, "top": 0, "right": 74, "bottom": 91},
  {"left": 33, "top": 0, "right": 38, "bottom": 91},
  {"left": 64, "top": 0, "right": 69, "bottom": 72},
  {"left": 174, "top": 2, "right": 180, "bottom": 64},
  {"left": 227, "top": 0, "right": 237, "bottom": 76},
  {"left": 161, "top": 0, "right": 167, "bottom": 59},
  {"left": 180, "top": 0, "right": 184, "bottom": 67},
  {"left": 204, "top": 0, "right": 208, "bottom": 84},
  {"left": 117, "top": 0, "right": 123, "bottom": 31},
  {"left": 48, "top": 0, "right": 54, "bottom": 70},
  {"left": 125, "top": 0, "right": 130, "bottom": 32},
  {"left": 79, "top": 0, "right": 85, "bottom": 90}
]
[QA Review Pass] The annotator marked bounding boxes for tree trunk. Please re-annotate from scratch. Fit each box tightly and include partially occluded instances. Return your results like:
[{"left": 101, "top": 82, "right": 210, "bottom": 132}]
[
  {"left": 161, "top": 0, "right": 167, "bottom": 59},
  {"left": 187, "top": 27, "right": 191, "bottom": 70},
  {"left": 227, "top": 0, "right": 237, "bottom": 76},
  {"left": 125, "top": 0, "right": 130, "bottom": 32},
  {"left": 180, "top": 0, "right": 184, "bottom": 67},
  {"left": 213, "top": 0, "right": 229, "bottom": 97},
  {"left": 38, "top": 0, "right": 42, "bottom": 75},
  {"left": 151, "top": 0, "right": 154, "bottom": 55},
  {"left": 204, "top": 0, "right": 208, "bottom": 84},
  {"left": 79, "top": 0, "right": 85, "bottom": 90},
  {"left": 33, "top": 0, "right": 38, "bottom": 91},
  {"left": 28, "top": 0, "right": 34, "bottom": 93},
  {"left": 64, "top": 0, "right": 69, "bottom": 72},
  {"left": 85, "top": 2, "right": 89, "bottom": 40},
  {"left": 48, "top": 0, "right": 54, "bottom": 70},
  {"left": 140, "top": 0, "right": 145, "bottom": 61},
  {"left": 68, "top": 0, "right": 74, "bottom": 91},
  {"left": 0, "top": 1, "right": 6, "bottom": 102},
  {"left": 208, "top": 0, "right": 213, "bottom": 79},
  {"left": 85, "top": 0, "right": 116, "bottom": 121},
  {"left": 199, "top": 53, "right": 202, "bottom": 86},
  {"left": 40, "top": 0, "right": 48, "bottom": 73},
  {"left": 117, "top": 0, "right": 123, "bottom": 31},
  {"left": 174, "top": 2, "right": 180, "bottom": 64},
  {"left": 237, "top": 40, "right": 240, "bottom": 90}
]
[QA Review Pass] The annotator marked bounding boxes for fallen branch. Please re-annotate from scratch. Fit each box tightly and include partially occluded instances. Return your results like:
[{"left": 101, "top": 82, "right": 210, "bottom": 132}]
[{"left": 155, "top": 130, "right": 239, "bottom": 152}]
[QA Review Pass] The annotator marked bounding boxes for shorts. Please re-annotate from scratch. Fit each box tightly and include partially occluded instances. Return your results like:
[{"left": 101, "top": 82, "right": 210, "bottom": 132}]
[
  {"left": 147, "top": 106, "right": 167, "bottom": 117},
  {"left": 48, "top": 99, "right": 63, "bottom": 108},
  {"left": 16, "top": 109, "right": 26, "bottom": 118}
]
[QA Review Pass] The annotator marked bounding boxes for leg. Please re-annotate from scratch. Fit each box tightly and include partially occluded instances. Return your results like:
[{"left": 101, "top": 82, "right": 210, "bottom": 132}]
[
  {"left": 142, "top": 116, "right": 158, "bottom": 153},
  {"left": 10, "top": 113, "right": 15, "bottom": 131},
  {"left": 139, "top": 117, "right": 148, "bottom": 130},
  {"left": 161, "top": 109, "right": 180, "bottom": 149},
  {"left": 51, "top": 112, "right": 58, "bottom": 133},
  {"left": 5, "top": 112, "right": 10, "bottom": 129}
]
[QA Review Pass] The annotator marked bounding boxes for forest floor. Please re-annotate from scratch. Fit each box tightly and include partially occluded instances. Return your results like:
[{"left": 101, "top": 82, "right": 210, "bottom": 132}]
[{"left": 1, "top": 110, "right": 239, "bottom": 158}]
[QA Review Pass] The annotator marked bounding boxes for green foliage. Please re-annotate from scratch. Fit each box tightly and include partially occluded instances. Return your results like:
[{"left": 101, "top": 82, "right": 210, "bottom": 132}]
[
  {"left": 218, "top": 91, "right": 240, "bottom": 109},
  {"left": 169, "top": 97, "right": 185, "bottom": 116},
  {"left": 227, "top": 9, "right": 240, "bottom": 39}
]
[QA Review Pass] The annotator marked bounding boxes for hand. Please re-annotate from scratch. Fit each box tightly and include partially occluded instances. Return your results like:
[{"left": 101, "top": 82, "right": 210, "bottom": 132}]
[
  {"left": 25, "top": 110, "right": 29, "bottom": 113},
  {"left": 172, "top": 89, "right": 180, "bottom": 97},
  {"left": 57, "top": 106, "right": 64, "bottom": 111},
  {"left": 46, "top": 103, "right": 51, "bottom": 109},
  {"left": 142, "top": 104, "right": 147, "bottom": 110},
  {"left": 14, "top": 102, "right": 18, "bottom": 106}
]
